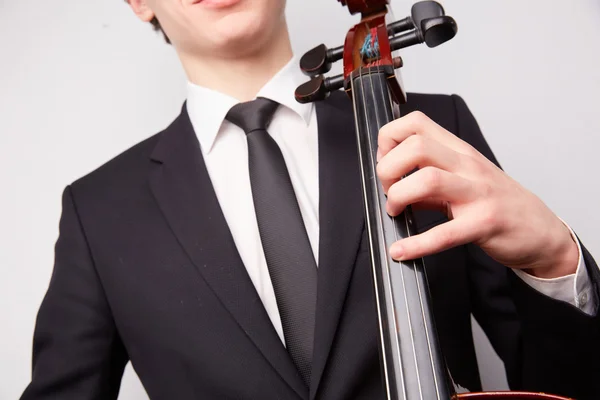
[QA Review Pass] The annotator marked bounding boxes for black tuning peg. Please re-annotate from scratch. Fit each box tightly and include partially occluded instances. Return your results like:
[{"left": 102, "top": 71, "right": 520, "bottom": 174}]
[
  {"left": 300, "top": 44, "right": 344, "bottom": 77},
  {"left": 295, "top": 74, "right": 345, "bottom": 103},
  {"left": 411, "top": 1, "right": 446, "bottom": 28},
  {"left": 410, "top": 1, "right": 457, "bottom": 48},
  {"left": 388, "top": 1, "right": 457, "bottom": 51},
  {"left": 385, "top": 1, "right": 446, "bottom": 41},
  {"left": 387, "top": 17, "right": 416, "bottom": 36},
  {"left": 420, "top": 16, "right": 457, "bottom": 47}
]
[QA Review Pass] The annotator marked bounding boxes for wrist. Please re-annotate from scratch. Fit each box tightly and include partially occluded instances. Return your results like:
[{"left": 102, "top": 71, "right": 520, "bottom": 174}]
[{"left": 526, "top": 221, "right": 579, "bottom": 279}]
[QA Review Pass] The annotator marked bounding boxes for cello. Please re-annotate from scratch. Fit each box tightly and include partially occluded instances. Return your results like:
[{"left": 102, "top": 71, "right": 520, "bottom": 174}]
[{"left": 295, "top": 1, "right": 573, "bottom": 399}]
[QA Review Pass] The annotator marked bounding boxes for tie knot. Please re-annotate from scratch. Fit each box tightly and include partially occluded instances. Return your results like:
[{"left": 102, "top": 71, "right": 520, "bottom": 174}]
[{"left": 226, "top": 97, "right": 279, "bottom": 134}]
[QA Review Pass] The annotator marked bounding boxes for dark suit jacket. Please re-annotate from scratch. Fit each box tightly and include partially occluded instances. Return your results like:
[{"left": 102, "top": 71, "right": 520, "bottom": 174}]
[{"left": 21, "top": 91, "right": 600, "bottom": 400}]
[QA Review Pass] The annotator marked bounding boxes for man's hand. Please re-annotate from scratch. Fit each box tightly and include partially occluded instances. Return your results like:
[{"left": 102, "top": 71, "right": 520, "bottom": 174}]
[{"left": 376, "top": 111, "right": 579, "bottom": 279}]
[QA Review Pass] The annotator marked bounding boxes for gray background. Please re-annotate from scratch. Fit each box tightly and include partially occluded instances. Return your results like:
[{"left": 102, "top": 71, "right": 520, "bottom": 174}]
[{"left": 1, "top": 0, "right": 599, "bottom": 398}]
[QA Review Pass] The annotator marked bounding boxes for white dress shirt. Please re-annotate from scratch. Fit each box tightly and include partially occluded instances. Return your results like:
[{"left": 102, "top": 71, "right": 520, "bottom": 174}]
[
  {"left": 187, "top": 58, "right": 319, "bottom": 344},
  {"left": 186, "top": 57, "right": 596, "bottom": 344},
  {"left": 514, "top": 226, "right": 595, "bottom": 314}
]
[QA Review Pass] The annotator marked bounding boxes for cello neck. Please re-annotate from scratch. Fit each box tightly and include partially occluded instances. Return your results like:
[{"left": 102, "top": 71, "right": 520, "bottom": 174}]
[{"left": 349, "top": 65, "right": 455, "bottom": 400}]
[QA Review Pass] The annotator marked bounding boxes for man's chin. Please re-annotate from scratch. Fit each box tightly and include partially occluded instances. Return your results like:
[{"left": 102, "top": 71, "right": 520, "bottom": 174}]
[{"left": 210, "top": 19, "right": 266, "bottom": 48}]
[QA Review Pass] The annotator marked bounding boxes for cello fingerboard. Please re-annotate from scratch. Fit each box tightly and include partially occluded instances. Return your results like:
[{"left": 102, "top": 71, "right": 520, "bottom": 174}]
[{"left": 350, "top": 67, "right": 454, "bottom": 400}]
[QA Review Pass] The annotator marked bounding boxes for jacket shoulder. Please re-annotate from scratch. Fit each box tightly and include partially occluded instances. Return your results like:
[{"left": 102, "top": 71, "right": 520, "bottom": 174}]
[
  {"left": 71, "top": 132, "right": 161, "bottom": 193},
  {"left": 65, "top": 111, "right": 182, "bottom": 218},
  {"left": 404, "top": 92, "right": 461, "bottom": 134}
]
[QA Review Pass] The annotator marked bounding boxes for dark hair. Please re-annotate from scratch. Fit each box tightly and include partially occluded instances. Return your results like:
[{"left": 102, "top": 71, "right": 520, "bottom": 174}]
[
  {"left": 150, "top": 17, "right": 170, "bottom": 43},
  {"left": 126, "top": 2, "right": 170, "bottom": 43}
]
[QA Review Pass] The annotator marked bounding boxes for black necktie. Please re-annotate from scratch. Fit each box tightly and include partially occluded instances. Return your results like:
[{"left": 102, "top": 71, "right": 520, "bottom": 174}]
[{"left": 226, "top": 98, "right": 317, "bottom": 386}]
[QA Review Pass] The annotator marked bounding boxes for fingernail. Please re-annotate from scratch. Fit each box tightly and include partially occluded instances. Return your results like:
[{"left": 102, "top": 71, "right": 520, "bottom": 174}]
[
  {"left": 390, "top": 245, "right": 404, "bottom": 260},
  {"left": 376, "top": 148, "right": 382, "bottom": 162}
]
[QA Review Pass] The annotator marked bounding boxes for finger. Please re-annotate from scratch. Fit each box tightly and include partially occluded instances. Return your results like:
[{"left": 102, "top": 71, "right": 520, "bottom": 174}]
[
  {"left": 389, "top": 217, "right": 481, "bottom": 261},
  {"left": 386, "top": 167, "right": 473, "bottom": 216},
  {"left": 411, "top": 199, "right": 450, "bottom": 215},
  {"left": 377, "top": 134, "right": 462, "bottom": 192},
  {"left": 378, "top": 111, "right": 479, "bottom": 159}
]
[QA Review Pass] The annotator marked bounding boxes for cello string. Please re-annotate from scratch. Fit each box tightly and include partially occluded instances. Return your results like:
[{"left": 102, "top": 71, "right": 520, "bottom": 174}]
[
  {"left": 369, "top": 29, "right": 424, "bottom": 400},
  {"left": 350, "top": 62, "right": 395, "bottom": 400},
  {"left": 382, "top": 7, "right": 450, "bottom": 396},
  {"left": 361, "top": 26, "right": 413, "bottom": 400},
  {"left": 378, "top": 21, "right": 443, "bottom": 400},
  {"left": 381, "top": 20, "right": 444, "bottom": 398},
  {"left": 369, "top": 20, "right": 441, "bottom": 400},
  {"left": 383, "top": 38, "right": 444, "bottom": 399},
  {"left": 357, "top": 50, "right": 408, "bottom": 400},
  {"left": 410, "top": 211, "right": 443, "bottom": 399},
  {"left": 380, "top": 24, "right": 443, "bottom": 399}
]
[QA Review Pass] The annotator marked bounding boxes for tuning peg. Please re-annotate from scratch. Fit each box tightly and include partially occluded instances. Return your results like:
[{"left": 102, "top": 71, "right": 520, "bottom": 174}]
[
  {"left": 389, "top": 15, "right": 456, "bottom": 50},
  {"left": 410, "top": 1, "right": 457, "bottom": 48},
  {"left": 386, "top": 1, "right": 456, "bottom": 51},
  {"left": 421, "top": 16, "right": 457, "bottom": 47},
  {"left": 387, "top": 17, "right": 415, "bottom": 36},
  {"left": 411, "top": 1, "right": 446, "bottom": 28},
  {"left": 295, "top": 74, "right": 345, "bottom": 103},
  {"left": 300, "top": 44, "right": 344, "bottom": 77}
]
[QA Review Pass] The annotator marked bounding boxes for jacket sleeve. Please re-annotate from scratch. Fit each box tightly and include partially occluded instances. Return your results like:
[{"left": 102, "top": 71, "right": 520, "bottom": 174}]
[
  {"left": 452, "top": 94, "right": 600, "bottom": 399},
  {"left": 20, "top": 186, "right": 128, "bottom": 400}
]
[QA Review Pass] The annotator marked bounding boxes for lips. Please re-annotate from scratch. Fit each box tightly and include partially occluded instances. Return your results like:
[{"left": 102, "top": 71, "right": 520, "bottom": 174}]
[{"left": 193, "top": 0, "right": 242, "bottom": 9}]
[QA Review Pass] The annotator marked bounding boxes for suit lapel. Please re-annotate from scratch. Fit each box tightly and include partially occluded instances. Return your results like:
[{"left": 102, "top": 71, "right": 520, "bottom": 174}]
[
  {"left": 148, "top": 106, "right": 307, "bottom": 399},
  {"left": 310, "top": 92, "right": 366, "bottom": 399}
]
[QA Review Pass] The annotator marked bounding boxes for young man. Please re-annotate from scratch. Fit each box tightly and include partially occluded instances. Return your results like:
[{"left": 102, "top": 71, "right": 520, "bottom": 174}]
[{"left": 21, "top": 0, "right": 600, "bottom": 399}]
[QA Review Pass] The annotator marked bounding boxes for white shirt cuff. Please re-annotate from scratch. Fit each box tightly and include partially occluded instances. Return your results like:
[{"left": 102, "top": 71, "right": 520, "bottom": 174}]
[{"left": 512, "top": 223, "right": 596, "bottom": 315}]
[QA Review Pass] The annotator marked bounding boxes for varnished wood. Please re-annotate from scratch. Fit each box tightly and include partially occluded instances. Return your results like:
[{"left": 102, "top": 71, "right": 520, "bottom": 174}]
[{"left": 338, "top": 0, "right": 388, "bottom": 15}]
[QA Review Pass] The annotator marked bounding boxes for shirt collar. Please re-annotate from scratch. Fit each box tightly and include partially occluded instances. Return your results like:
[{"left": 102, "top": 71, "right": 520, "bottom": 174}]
[{"left": 186, "top": 56, "right": 313, "bottom": 154}]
